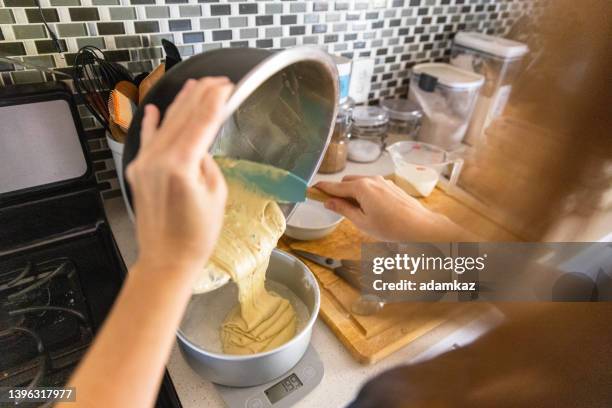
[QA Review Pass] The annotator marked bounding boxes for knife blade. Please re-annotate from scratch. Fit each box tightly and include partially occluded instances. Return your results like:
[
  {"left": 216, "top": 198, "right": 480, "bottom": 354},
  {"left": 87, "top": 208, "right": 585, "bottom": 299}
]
[{"left": 291, "top": 249, "right": 363, "bottom": 289}]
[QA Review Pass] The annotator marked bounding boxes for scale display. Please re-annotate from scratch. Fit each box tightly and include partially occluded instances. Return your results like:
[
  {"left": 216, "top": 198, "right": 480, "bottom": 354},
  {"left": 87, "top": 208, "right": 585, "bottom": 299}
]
[
  {"left": 264, "top": 373, "right": 303, "bottom": 403},
  {"left": 214, "top": 345, "right": 323, "bottom": 408}
]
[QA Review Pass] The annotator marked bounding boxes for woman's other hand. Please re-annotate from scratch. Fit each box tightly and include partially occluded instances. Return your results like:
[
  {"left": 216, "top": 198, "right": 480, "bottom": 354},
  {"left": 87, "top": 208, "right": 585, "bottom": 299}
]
[
  {"left": 126, "top": 77, "right": 234, "bottom": 275},
  {"left": 315, "top": 175, "right": 475, "bottom": 242}
]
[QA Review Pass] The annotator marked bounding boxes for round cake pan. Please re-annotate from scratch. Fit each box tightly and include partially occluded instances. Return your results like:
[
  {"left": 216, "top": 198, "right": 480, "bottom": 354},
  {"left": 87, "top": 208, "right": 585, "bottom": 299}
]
[{"left": 176, "top": 249, "right": 320, "bottom": 387}]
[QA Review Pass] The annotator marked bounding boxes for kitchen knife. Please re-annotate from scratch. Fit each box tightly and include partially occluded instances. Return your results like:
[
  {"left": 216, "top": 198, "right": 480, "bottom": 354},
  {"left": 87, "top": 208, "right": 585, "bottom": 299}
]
[
  {"left": 292, "top": 249, "right": 385, "bottom": 316},
  {"left": 291, "top": 249, "right": 364, "bottom": 289}
]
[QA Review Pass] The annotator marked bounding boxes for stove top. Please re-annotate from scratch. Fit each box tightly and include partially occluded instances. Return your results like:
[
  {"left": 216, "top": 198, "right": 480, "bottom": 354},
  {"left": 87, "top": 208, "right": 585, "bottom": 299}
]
[
  {"left": 0, "top": 82, "right": 180, "bottom": 407},
  {"left": 0, "top": 258, "right": 93, "bottom": 391}
]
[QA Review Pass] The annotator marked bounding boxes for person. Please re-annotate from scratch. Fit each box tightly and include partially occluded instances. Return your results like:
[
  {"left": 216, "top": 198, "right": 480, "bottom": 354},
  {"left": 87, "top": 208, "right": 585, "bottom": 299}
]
[{"left": 60, "top": 0, "right": 611, "bottom": 403}]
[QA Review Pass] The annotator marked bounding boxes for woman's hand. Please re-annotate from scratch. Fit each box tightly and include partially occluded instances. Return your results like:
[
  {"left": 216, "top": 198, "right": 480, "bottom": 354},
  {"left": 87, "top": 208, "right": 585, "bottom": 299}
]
[
  {"left": 315, "top": 175, "right": 475, "bottom": 242},
  {"left": 126, "top": 77, "right": 234, "bottom": 276}
]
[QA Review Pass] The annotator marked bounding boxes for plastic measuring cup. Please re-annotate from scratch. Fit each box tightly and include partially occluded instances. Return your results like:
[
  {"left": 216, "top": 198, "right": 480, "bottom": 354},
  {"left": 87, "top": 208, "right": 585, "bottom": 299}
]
[{"left": 386, "top": 141, "right": 464, "bottom": 196}]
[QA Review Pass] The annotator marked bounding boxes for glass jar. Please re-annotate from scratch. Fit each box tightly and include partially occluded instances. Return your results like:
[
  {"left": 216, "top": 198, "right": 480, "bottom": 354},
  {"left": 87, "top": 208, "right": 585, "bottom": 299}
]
[
  {"left": 319, "top": 98, "right": 353, "bottom": 174},
  {"left": 348, "top": 106, "right": 388, "bottom": 163},
  {"left": 380, "top": 98, "right": 423, "bottom": 143}
]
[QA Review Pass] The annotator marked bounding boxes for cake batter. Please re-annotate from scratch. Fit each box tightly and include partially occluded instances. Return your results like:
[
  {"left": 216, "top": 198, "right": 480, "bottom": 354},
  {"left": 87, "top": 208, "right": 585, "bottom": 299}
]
[{"left": 195, "top": 179, "right": 297, "bottom": 355}]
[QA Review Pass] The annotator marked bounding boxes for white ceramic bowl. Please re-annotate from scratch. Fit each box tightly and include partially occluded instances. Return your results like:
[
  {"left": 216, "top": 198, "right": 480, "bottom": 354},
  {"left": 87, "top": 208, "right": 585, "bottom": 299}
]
[{"left": 285, "top": 199, "right": 344, "bottom": 240}]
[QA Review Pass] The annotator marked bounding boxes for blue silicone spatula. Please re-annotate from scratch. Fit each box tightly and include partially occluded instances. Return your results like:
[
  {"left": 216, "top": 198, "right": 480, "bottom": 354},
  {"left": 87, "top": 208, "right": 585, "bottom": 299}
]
[{"left": 214, "top": 157, "right": 309, "bottom": 203}]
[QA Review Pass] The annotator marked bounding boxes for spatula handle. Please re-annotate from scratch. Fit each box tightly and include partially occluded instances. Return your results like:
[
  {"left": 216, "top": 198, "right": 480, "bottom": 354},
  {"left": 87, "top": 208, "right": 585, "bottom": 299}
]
[{"left": 305, "top": 186, "right": 332, "bottom": 203}]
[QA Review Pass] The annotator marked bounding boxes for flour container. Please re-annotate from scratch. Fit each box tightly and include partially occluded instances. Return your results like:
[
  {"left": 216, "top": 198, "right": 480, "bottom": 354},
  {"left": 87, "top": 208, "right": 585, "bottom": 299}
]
[
  {"left": 409, "top": 63, "right": 484, "bottom": 150},
  {"left": 451, "top": 31, "right": 528, "bottom": 145}
]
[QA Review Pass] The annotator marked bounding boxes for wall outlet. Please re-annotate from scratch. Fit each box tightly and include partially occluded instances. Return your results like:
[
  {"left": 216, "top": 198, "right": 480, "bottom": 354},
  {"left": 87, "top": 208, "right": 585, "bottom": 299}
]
[{"left": 348, "top": 58, "right": 375, "bottom": 104}]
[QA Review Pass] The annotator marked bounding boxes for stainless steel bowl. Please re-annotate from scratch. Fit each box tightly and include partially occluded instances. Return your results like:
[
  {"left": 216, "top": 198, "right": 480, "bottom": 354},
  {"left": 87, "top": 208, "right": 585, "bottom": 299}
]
[
  {"left": 176, "top": 249, "right": 320, "bottom": 387},
  {"left": 123, "top": 46, "right": 339, "bottom": 218}
]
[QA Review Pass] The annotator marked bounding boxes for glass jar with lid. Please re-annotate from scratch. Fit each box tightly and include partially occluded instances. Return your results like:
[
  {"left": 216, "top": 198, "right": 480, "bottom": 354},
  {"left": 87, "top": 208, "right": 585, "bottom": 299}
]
[
  {"left": 380, "top": 98, "right": 423, "bottom": 143},
  {"left": 319, "top": 98, "right": 353, "bottom": 174},
  {"left": 348, "top": 106, "right": 389, "bottom": 163}
]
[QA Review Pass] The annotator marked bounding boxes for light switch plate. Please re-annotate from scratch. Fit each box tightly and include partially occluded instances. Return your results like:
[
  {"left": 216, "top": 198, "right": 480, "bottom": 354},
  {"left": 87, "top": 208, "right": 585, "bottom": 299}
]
[{"left": 348, "top": 58, "right": 375, "bottom": 104}]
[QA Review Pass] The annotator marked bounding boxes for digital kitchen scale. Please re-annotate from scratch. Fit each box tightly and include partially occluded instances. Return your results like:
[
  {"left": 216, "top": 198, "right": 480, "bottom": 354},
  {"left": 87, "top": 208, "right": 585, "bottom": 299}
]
[{"left": 214, "top": 345, "right": 323, "bottom": 408}]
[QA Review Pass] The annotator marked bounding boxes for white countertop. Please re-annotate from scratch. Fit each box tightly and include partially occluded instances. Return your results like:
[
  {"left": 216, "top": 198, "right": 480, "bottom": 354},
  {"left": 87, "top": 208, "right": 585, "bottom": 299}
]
[{"left": 103, "top": 156, "right": 503, "bottom": 408}]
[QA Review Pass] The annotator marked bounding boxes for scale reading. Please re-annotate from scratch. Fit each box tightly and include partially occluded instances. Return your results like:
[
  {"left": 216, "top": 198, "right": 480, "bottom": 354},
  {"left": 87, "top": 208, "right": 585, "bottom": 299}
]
[
  {"left": 214, "top": 345, "right": 323, "bottom": 408},
  {"left": 264, "top": 373, "right": 303, "bottom": 404}
]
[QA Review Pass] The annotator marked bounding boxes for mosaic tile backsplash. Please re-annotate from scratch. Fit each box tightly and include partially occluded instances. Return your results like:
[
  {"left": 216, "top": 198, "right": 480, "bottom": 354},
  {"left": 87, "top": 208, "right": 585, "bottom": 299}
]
[{"left": 1, "top": 0, "right": 534, "bottom": 199}]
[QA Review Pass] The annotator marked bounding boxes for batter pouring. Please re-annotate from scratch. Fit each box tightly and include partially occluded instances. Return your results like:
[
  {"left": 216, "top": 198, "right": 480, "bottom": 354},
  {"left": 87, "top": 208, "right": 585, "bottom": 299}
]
[{"left": 195, "top": 179, "right": 297, "bottom": 355}]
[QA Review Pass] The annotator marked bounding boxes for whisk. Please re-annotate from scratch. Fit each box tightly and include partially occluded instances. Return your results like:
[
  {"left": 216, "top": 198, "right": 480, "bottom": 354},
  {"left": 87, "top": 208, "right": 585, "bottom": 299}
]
[{"left": 72, "top": 46, "right": 133, "bottom": 131}]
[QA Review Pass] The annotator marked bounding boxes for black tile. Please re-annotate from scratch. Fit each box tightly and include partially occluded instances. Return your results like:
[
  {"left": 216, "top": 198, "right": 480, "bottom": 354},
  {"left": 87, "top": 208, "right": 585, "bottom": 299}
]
[
  {"left": 414, "top": 26, "right": 425, "bottom": 34},
  {"left": 183, "top": 32, "right": 204, "bottom": 43},
  {"left": 212, "top": 29, "right": 232, "bottom": 41},
  {"left": 409, "top": 0, "right": 420, "bottom": 5},
  {"left": 97, "top": 22, "right": 125, "bottom": 35},
  {"left": 255, "top": 39, "right": 273, "bottom": 48},
  {"left": 280, "top": 15, "right": 296, "bottom": 25},
  {"left": 210, "top": 4, "right": 230, "bottom": 15},
  {"left": 198, "top": 0, "right": 219, "bottom": 2},
  {"left": 312, "top": 24, "right": 327, "bottom": 33},
  {"left": 90, "top": 150, "right": 112, "bottom": 161},
  {"left": 25, "top": 8, "right": 59, "bottom": 23},
  {"left": 421, "top": 17, "right": 432, "bottom": 24},
  {"left": 169, "top": 19, "right": 191, "bottom": 31},
  {"left": 4, "top": 0, "right": 37, "bottom": 6},
  {"left": 376, "top": 48, "right": 388, "bottom": 56},
  {"left": 255, "top": 15, "right": 273, "bottom": 26},
  {"left": 35, "top": 39, "right": 67, "bottom": 54},
  {"left": 229, "top": 41, "right": 248, "bottom": 48},
  {"left": 69, "top": 8, "right": 100, "bottom": 21},
  {"left": 341, "top": 52, "right": 353, "bottom": 59},
  {"left": 103, "top": 49, "right": 130, "bottom": 62},
  {"left": 344, "top": 33, "right": 357, "bottom": 41},
  {"left": 389, "top": 18, "right": 401, "bottom": 27},
  {"left": 324, "top": 34, "right": 338, "bottom": 43},
  {"left": 398, "top": 28, "right": 409, "bottom": 35},
  {"left": 134, "top": 21, "right": 159, "bottom": 33},
  {"left": 0, "top": 61, "right": 14, "bottom": 72},
  {"left": 1, "top": 72, "right": 13, "bottom": 85},
  {"left": 238, "top": 3, "right": 257, "bottom": 14},
  {"left": 165, "top": 0, "right": 187, "bottom": 3},
  {"left": 289, "top": 26, "right": 305, "bottom": 36},
  {"left": 0, "top": 42, "right": 26, "bottom": 56},
  {"left": 371, "top": 21, "right": 384, "bottom": 29},
  {"left": 417, "top": 7, "right": 428, "bottom": 16},
  {"left": 313, "top": 2, "right": 327, "bottom": 11}
]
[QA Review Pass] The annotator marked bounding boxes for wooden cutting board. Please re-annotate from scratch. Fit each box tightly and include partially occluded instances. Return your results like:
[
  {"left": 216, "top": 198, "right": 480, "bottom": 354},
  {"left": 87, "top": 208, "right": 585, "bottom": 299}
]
[{"left": 279, "top": 185, "right": 520, "bottom": 364}]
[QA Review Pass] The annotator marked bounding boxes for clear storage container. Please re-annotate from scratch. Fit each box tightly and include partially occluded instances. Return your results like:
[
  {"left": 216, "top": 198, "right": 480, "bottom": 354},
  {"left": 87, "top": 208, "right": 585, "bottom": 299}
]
[
  {"left": 380, "top": 98, "right": 423, "bottom": 143},
  {"left": 319, "top": 98, "right": 353, "bottom": 174},
  {"left": 451, "top": 31, "right": 529, "bottom": 145},
  {"left": 409, "top": 63, "right": 484, "bottom": 150},
  {"left": 348, "top": 106, "right": 388, "bottom": 163}
]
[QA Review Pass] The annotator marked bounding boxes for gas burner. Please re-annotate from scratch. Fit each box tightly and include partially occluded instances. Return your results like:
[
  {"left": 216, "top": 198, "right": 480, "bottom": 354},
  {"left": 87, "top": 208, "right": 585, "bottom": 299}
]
[{"left": 0, "top": 258, "right": 92, "bottom": 390}]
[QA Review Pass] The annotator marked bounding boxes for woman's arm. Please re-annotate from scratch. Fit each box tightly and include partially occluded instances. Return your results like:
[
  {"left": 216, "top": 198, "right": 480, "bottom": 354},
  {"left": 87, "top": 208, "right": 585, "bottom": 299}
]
[
  {"left": 315, "top": 175, "right": 478, "bottom": 242},
  {"left": 58, "top": 77, "right": 233, "bottom": 408}
]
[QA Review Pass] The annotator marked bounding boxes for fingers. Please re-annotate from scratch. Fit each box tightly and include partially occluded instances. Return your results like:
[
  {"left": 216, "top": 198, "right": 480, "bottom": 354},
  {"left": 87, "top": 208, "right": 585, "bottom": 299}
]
[
  {"left": 341, "top": 175, "right": 370, "bottom": 182},
  {"left": 140, "top": 104, "right": 160, "bottom": 148},
  {"left": 314, "top": 180, "right": 360, "bottom": 200},
  {"left": 181, "top": 80, "right": 234, "bottom": 155},
  {"left": 324, "top": 198, "right": 363, "bottom": 221},
  {"left": 201, "top": 154, "right": 226, "bottom": 193}
]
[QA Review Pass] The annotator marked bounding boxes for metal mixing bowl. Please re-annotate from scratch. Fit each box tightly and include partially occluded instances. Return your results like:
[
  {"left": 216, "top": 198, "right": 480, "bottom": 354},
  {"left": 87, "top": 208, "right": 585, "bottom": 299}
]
[
  {"left": 123, "top": 46, "right": 339, "bottom": 218},
  {"left": 176, "top": 249, "right": 320, "bottom": 387}
]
